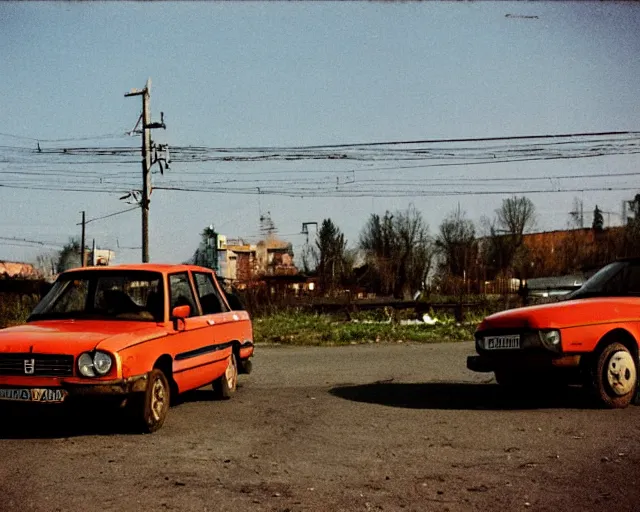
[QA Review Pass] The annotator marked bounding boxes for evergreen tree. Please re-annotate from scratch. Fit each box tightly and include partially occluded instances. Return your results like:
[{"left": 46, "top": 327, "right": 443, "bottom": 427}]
[
  {"left": 191, "top": 226, "right": 218, "bottom": 269},
  {"left": 592, "top": 205, "right": 604, "bottom": 232},
  {"left": 316, "top": 219, "right": 347, "bottom": 294}
]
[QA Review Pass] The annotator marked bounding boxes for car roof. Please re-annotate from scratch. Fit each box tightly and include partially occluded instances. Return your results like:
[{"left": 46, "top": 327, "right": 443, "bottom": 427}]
[{"left": 63, "top": 263, "right": 216, "bottom": 275}]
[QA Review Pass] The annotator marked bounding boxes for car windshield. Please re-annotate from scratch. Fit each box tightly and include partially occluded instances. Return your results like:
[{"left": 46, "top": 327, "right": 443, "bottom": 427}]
[
  {"left": 566, "top": 262, "right": 630, "bottom": 300},
  {"left": 28, "top": 271, "right": 164, "bottom": 322}
]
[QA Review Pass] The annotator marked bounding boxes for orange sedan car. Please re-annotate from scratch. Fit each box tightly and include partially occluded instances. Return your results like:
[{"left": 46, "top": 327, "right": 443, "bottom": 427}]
[
  {"left": 467, "top": 258, "right": 640, "bottom": 408},
  {"left": 0, "top": 264, "right": 254, "bottom": 432}
]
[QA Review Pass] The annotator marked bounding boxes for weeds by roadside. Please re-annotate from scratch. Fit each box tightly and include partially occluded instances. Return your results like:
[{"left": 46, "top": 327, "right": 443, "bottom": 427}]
[
  {"left": 253, "top": 310, "right": 478, "bottom": 346},
  {"left": 0, "top": 294, "right": 39, "bottom": 329}
]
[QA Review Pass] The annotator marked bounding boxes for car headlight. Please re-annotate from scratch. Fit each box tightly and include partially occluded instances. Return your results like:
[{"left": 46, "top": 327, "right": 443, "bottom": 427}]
[
  {"left": 93, "top": 352, "right": 112, "bottom": 375},
  {"left": 78, "top": 351, "right": 113, "bottom": 377},
  {"left": 539, "top": 330, "right": 562, "bottom": 351}
]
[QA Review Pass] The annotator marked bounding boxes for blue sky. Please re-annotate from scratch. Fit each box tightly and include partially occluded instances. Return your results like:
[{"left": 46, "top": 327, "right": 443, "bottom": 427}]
[{"left": 1, "top": 2, "right": 640, "bottom": 265}]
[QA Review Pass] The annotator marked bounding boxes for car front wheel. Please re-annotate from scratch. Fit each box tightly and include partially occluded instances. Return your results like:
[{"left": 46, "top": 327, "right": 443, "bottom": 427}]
[
  {"left": 592, "top": 342, "right": 637, "bottom": 409},
  {"left": 129, "top": 369, "right": 170, "bottom": 433}
]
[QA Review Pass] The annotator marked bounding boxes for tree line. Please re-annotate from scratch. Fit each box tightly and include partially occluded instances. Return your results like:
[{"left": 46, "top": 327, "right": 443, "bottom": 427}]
[
  {"left": 304, "top": 195, "right": 640, "bottom": 299},
  {"left": 48, "top": 193, "right": 640, "bottom": 300}
]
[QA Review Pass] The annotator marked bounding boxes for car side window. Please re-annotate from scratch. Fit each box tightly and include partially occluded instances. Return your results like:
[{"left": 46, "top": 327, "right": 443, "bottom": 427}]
[
  {"left": 193, "top": 272, "right": 228, "bottom": 314},
  {"left": 602, "top": 267, "right": 625, "bottom": 295},
  {"left": 626, "top": 264, "right": 640, "bottom": 295},
  {"left": 169, "top": 273, "right": 199, "bottom": 317}
]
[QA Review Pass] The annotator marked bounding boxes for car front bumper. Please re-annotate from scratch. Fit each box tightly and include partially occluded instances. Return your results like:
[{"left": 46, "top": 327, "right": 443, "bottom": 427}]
[
  {"left": 62, "top": 373, "right": 149, "bottom": 397},
  {"left": 0, "top": 373, "right": 149, "bottom": 405}
]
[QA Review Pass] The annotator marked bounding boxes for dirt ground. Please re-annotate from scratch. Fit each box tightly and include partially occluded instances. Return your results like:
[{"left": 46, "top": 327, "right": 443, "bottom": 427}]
[{"left": 2, "top": 342, "right": 640, "bottom": 512}]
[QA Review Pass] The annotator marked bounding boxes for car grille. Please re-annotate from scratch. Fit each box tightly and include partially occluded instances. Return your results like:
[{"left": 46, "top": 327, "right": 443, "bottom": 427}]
[{"left": 0, "top": 354, "right": 74, "bottom": 377}]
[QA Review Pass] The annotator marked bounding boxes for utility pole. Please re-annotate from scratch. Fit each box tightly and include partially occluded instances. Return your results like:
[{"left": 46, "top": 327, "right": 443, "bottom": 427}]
[
  {"left": 301, "top": 222, "right": 318, "bottom": 245},
  {"left": 80, "top": 210, "right": 86, "bottom": 267},
  {"left": 569, "top": 199, "right": 585, "bottom": 229},
  {"left": 125, "top": 78, "right": 166, "bottom": 263}
]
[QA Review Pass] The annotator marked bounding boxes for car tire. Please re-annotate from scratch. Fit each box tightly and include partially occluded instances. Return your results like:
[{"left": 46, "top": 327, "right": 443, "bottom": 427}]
[
  {"left": 591, "top": 342, "right": 637, "bottom": 409},
  {"left": 239, "top": 358, "right": 253, "bottom": 375},
  {"left": 213, "top": 353, "right": 237, "bottom": 400},
  {"left": 130, "top": 369, "right": 170, "bottom": 433}
]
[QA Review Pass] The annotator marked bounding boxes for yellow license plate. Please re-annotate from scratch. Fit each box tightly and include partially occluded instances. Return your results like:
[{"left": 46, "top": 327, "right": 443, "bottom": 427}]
[{"left": 0, "top": 388, "right": 67, "bottom": 403}]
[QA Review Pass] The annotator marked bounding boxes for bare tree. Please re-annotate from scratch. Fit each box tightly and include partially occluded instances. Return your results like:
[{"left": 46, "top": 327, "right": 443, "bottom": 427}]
[
  {"left": 482, "top": 196, "right": 536, "bottom": 277},
  {"left": 359, "top": 211, "right": 397, "bottom": 295},
  {"left": 360, "top": 206, "right": 435, "bottom": 299},
  {"left": 496, "top": 196, "right": 536, "bottom": 238},
  {"left": 436, "top": 207, "right": 477, "bottom": 278}
]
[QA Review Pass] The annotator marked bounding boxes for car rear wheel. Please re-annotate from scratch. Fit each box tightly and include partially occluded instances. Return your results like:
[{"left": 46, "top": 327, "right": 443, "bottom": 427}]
[
  {"left": 129, "top": 369, "right": 170, "bottom": 433},
  {"left": 239, "top": 358, "right": 253, "bottom": 375},
  {"left": 213, "top": 353, "right": 237, "bottom": 400},
  {"left": 591, "top": 342, "right": 637, "bottom": 409}
]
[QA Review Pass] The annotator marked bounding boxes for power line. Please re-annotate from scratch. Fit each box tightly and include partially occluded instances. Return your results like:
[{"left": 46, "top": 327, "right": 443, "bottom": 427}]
[
  {"left": 254, "top": 130, "right": 640, "bottom": 150},
  {"left": 79, "top": 206, "right": 141, "bottom": 225},
  {"left": 0, "top": 183, "right": 126, "bottom": 193},
  {"left": 2, "top": 149, "right": 640, "bottom": 182},
  {"left": 2, "top": 128, "right": 638, "bottom": 148},
  {"left": 1, "top": 130, "right": 639, "bottom": 199},
  {"left": 0, "top": 236, "right": 64, "bottom": 248},
  {"left": 153, "top": 184, "right": 640, "bottom": 198},
  {"left": 0, "top": 131, "right": 130, "bottom": 143},
  {"left": 3, "top": 131, "right": 639, "bottom": 160}
]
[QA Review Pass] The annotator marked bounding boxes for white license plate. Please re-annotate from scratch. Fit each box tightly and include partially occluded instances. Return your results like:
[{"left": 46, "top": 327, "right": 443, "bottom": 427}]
[
  {"left": 484, "top": 335, "right": 520, "bottom": 350},
  {"left": 0, "top": 388, "right": 67, "bottom": 403}
]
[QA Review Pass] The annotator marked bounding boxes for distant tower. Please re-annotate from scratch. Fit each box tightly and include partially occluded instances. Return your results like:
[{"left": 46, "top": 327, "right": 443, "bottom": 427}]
[{"left": 259, "top": 211, "right": 277, "bottom": 238}]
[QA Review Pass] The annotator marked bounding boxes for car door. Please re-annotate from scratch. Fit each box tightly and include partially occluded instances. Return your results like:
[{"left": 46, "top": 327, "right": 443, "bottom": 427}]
[
  {"left": 192, "top": 271, "right": 246, "bottom": 354},
  {"left": 168, "top": 272, "right": 230, "bottom": 393}
]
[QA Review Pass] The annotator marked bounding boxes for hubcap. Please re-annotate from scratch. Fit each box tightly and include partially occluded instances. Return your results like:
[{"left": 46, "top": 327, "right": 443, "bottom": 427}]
[
  {"left": 606, "top": 350, "right": 637, "bottom": 396},
  {"left": 225, "top": 356, "right": 237, "bottom": 390},
  {"left": 150, "top": 377, "right": 166, "bottom": 421}
]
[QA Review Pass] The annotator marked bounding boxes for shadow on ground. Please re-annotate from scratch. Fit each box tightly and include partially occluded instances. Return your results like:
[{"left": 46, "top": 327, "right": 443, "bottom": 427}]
[
  {"left": 0, "top": 403, "right": 135, "bottom": 439},
  {"left": 0, "top": 386, "right": 236, "bottom": 439},
  {"left": 329, "top": 381, "right": 596, "bottom": 410}
]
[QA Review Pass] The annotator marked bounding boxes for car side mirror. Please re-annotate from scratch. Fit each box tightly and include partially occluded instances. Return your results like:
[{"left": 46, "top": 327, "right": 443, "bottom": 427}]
[
  {"left": 171, "top": 305, "right": 190, "bottom": 331},
  {"left": 171, "top": 305, "right": 190, "bottom": 319}
]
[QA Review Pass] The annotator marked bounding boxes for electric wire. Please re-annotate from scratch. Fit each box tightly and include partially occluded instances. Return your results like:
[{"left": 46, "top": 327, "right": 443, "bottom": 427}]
[{"left": 80, "top": 206, "right": 141, "bottom": 225}]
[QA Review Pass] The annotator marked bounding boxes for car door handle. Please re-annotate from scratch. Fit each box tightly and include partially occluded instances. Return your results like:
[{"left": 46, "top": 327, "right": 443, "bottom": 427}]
[{"left": 207, "top": 319, "right": 215, "bottom": 325}]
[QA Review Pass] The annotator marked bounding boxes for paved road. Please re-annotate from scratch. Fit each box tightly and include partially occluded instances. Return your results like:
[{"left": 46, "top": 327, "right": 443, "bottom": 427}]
[{"left": 2, "top": 342, "right": 640, "bottom": 512}]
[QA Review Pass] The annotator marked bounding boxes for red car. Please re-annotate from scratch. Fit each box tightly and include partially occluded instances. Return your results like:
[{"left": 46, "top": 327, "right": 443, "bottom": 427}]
[
  {"left": 0, "top": 264, "right": 254, "bottom": 432},
  {"left": 468, "top": 258, "right": 640, "bottom": 408}
]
